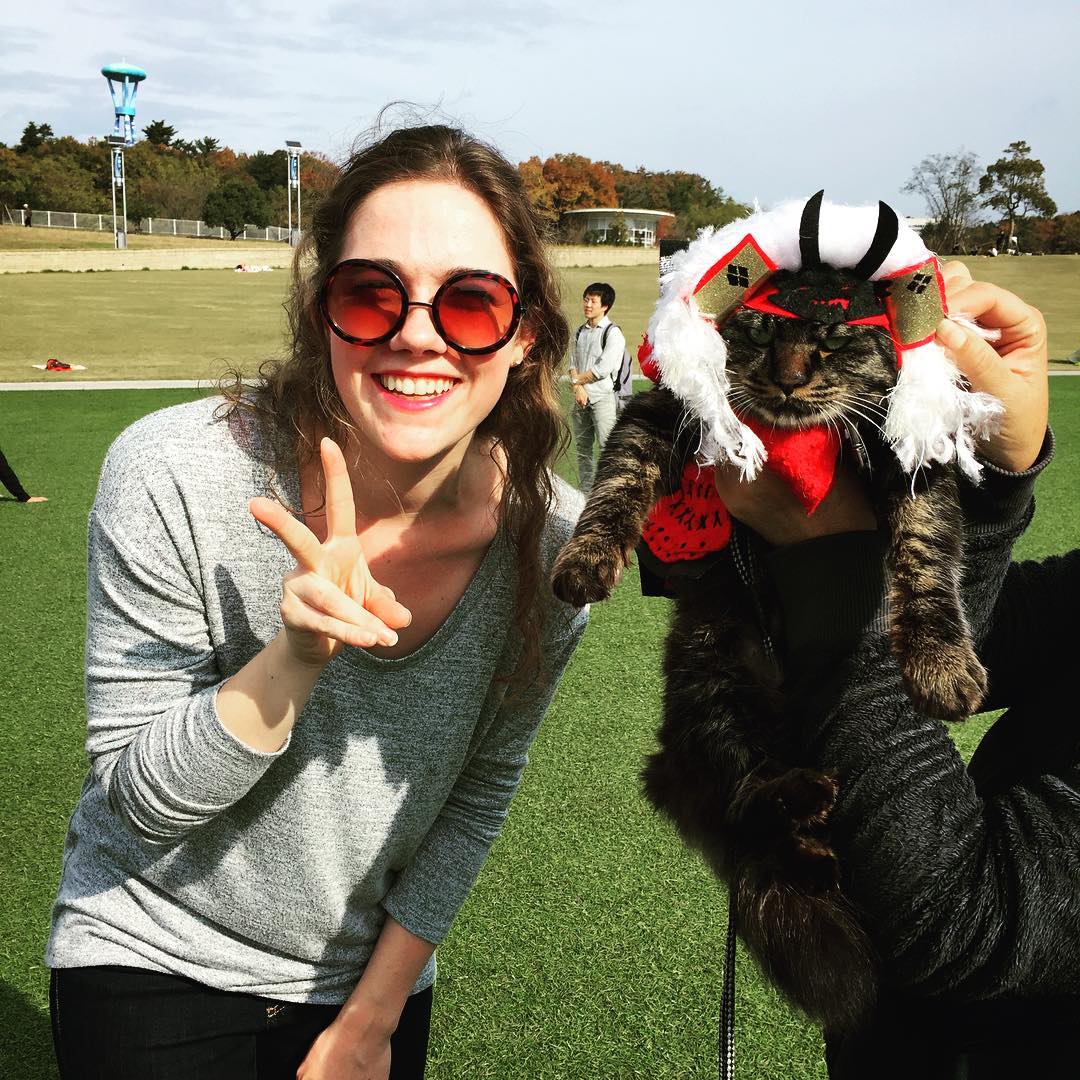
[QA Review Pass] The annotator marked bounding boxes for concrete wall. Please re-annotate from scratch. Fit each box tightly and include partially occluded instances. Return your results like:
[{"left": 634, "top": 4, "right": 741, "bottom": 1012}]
[
  {"left": 548, "top": 245, "right": 659, "bottom": 268},
  {"left": 0, "top": 247, "right": 297, "bottom": 274},
  {"left": 0, "top": 244, "right": 658, "bottom": 274}
]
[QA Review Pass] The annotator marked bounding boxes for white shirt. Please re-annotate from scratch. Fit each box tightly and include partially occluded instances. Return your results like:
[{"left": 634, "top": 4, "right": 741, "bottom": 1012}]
[{"left": 571, "top": 316, "right": 625, "bottom": 404}]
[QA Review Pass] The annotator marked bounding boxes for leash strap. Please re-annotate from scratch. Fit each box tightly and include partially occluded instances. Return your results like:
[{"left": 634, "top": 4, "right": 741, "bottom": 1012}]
[{"left": 719, "top": 899, "right": 737, "bottom": 1079}]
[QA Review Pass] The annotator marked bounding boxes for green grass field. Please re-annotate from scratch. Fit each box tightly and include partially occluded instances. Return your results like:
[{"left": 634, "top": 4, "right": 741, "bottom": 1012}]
[
  {"left": 0, "top": 379, "right": 1077, "bottom": 1079},
  {"left": 1, "top": 256, "right": 1078, "bottom": 384}
]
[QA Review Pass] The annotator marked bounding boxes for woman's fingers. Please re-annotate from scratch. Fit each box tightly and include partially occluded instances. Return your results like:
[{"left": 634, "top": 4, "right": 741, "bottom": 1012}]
[
  {"left": 250, "top": 497, "right": 322, "bottom": 569},
  {"left": 346, "top": 563, "right": 412, "bottom": 631},
  {"left": 285, "top": 571, "right": 400, "bottom": 648},
  {"left": 364, "top": 579, "right": 414, "bottom": 631},
  {"left": 320, "top": 437, "right": 359, "bottom": 540}
]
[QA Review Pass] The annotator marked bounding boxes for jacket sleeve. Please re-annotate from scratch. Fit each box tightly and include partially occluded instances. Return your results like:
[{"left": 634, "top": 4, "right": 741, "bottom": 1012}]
[
  {"left": 84, "top": 439, "right": 288, "bottom": 847},
  {"left": 380, "top": 603, "right": 588, "bottom": 944},
  {"left": 766, "top": 434, "right": 1080, "bottom": 1000}
]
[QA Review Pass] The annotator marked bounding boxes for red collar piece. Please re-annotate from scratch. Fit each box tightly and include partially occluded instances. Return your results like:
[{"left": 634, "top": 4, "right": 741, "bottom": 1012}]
[{"left": 641, "top": 419, "right": 840, "bottom": 564}]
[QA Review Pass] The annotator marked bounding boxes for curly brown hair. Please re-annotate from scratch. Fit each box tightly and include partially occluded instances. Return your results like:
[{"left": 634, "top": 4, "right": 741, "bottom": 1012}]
[{"left": 223, "top": 123, "right": 570, "bottom": 682}]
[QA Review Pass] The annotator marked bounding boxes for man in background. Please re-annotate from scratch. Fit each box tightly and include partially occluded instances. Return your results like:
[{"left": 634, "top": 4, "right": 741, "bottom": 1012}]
[{"left": 569, "top": 282, "right": 625, "bottom": 491}]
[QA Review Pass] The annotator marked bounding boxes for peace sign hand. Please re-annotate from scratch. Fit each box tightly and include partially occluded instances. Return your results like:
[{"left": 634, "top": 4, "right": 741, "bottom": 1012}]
[{"left": 249, "top": 438, "right": 412, "bottom": 669}]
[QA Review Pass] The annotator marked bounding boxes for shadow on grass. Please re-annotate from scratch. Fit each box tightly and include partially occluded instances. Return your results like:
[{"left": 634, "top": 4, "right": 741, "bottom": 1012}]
[{"left": 0, "top": 980, "right": 57, "bottom": 1079}]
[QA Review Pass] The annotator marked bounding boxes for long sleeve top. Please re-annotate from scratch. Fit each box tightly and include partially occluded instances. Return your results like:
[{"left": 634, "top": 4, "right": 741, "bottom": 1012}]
[
  {"left": 761, "top": 434, "right": 1080, "bottom": 1070},
  {"left": 46, "top": 396, "right": 587, "bottom": 1003},
  {"left": 571, "top": 317, "right": 625, "bottom": 405}
]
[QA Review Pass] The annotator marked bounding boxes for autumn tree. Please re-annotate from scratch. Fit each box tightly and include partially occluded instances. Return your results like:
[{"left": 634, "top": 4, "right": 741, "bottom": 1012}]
[
  {"left": 516, "top": 156, "right": 558, "bottom": 225},
  {"left": 979, "top": 140, "right": 1056, "bottom": 246},
  {"left": 902, "top": 150, "right": 981, "bottom": 254},
  {"left": 125, "top": 140, "right": 219, "bottom": 220},
  {"left": 541, "top": 153, "right": 617, "bottom": 212}
]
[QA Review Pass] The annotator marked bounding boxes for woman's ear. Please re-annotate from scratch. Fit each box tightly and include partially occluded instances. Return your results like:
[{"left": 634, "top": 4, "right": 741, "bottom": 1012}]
[{"left": 511, "top": 324, "right": 536, "bottom": 367}]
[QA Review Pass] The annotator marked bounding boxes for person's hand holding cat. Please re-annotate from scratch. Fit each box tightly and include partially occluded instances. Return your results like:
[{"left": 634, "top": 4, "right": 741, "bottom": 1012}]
[
  {"left": 714, "top": 462, "right": 876, "bottom": 548},
  {"left": 936, "top": 261, "right": 1049, "bottom": 472}
]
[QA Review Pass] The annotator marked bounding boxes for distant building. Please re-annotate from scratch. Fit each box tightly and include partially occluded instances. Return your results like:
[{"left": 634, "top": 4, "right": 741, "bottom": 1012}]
[
  {"left": 561, "top": 207, "right": 676, "bottom": 247},
  {"left": 904, "top": 216, "right": 932, "bottom": 235}
]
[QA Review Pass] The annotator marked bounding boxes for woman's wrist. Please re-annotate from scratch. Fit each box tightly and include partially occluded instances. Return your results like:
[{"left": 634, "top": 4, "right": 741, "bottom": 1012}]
[
  {"left": 336, "top": 985, "right": 404, "bottom": 1040},
  {"left": 216, "top": 630, "right": 325, "bottom": 752}
]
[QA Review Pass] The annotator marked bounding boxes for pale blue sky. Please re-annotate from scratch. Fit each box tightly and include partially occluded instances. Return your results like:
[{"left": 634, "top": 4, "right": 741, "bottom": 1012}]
[{"left": 2, "top": 0, "right": 1077, "bottom": 216}]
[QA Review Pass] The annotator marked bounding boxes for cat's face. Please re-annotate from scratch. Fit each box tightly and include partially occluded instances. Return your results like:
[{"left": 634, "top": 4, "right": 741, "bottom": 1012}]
[{"left": 721, "top": 305, "right": 897, "bottom": 430}]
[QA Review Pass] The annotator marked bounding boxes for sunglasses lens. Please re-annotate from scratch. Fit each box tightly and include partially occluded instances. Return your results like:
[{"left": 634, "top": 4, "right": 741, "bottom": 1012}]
[
  {"left": 437, "top": 274, "right": 517, "bottom": 351},
  {"left": 325, "top": 264, "right": 403, "bottom": 342}
]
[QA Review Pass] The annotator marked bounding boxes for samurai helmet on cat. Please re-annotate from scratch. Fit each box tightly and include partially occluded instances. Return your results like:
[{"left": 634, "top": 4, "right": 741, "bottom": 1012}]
[{"left": 646, "top": 191, "right": 1003, "bottom": 482}]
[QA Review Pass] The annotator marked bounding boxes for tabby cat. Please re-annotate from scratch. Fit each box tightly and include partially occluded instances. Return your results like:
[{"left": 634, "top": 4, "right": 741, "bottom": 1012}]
[{"left": 550, "top": 270, "right": 987, "bottom": 1032}]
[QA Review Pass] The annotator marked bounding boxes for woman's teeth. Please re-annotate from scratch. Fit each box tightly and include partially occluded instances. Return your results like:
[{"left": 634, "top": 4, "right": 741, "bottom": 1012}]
[{"left": 378, "top": 374, "right": 455, "bottom": 396}]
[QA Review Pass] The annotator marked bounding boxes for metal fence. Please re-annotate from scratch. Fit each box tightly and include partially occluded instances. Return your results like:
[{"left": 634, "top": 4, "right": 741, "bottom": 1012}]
[{"left": 2, "top": 206, "right": 291, "bottom": 242}]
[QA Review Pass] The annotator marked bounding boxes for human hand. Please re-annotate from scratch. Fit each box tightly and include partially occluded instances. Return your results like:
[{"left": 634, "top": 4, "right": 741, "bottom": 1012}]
[
  {"left": 249, "top": 438, "right": 412, "bottom": 668},
  {"left": 573, "top": 384, "right": 589, "bottom": 408},
  {"left": 937, "top": 261, "right": 1049, "bottom": 472},
  {"left": 296, "top": 1017, "right": 391, "bottom": 1080},
  {"left": 714, "top": 463, "right": 877, "bottom": 548}
]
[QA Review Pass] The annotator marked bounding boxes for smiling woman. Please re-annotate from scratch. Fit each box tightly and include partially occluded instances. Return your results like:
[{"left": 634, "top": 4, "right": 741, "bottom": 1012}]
[{"left": 45, "top": 123, "right": 586, "bottom": 1080}]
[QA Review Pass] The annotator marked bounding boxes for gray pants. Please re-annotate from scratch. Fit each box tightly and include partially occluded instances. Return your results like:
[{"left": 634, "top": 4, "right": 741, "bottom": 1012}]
[{"left": 571, "top": 393, "right": 617, "bottom": 491}]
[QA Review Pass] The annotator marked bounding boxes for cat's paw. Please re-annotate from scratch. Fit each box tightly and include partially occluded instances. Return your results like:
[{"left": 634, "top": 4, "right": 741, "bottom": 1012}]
[
  {"left": 551, "top": 534, "right": 627, "bottom": 606},
  {"left": 770, "top": 768, "right": 839, "bottom": 830},
  {"left": 784, "top": 834, "right": 843, "bottom": 893},
  {"left": 739, "top": 769, "right": 842, "bottom": 893},
  {"left": 901, "top": 639, "right": 988, "bottom": 722}
]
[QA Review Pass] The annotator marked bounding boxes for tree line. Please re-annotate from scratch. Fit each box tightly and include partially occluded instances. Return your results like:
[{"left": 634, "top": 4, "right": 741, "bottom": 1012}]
[
  {"left": 1, "top": 123, "right": 1073, "bottom": 253},
  {"left": 0, "top": 122, "right": 748, "bottom": 242},
  {"left": 904, "top": 140, "right": 1074, "bottom": 255},
  {"left": 0, "top": 121, "right": 340, "bottom": 239},
  {"left": 518, "top": 153, "right": 749, "bottom": 241}
]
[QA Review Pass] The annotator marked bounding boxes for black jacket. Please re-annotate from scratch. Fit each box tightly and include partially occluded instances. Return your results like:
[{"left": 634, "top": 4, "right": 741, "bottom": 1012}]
[{"left": 764, "top": 433, "right": 1080, "bottom": 1079}]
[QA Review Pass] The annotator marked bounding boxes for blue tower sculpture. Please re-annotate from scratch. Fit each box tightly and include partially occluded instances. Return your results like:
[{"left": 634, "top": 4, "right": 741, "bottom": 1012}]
[
  {"left": 101, "top": 62, "right": 146, "bottom": 145},
  {"left": 101, "top": 63, "right": 146, "bottom": 249}
]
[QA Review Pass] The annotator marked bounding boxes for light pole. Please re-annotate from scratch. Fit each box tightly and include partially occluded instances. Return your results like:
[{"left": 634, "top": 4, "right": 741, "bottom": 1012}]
[
  {"left": 101, "top": 63, "right": 146, "bottom": 250},
  {"left": 106, "top": 134, "right": 128, "bottom": 249},
  {"left": 286, "top": 140, "right": 302, "bottom": 246}
]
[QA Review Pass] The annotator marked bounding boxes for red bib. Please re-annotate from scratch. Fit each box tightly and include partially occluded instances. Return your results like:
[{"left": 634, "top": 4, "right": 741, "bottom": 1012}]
[{"left": 641, "top": 420, "right": 840, "bottom": 564}]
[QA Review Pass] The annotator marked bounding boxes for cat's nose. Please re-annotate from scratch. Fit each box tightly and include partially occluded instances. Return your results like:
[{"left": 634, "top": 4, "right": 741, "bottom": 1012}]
[{"left": 774, "top": 371, "right": 810, "bottom": 395}]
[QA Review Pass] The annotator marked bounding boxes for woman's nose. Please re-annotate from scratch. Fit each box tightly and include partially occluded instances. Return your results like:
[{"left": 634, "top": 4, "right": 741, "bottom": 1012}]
[{"left": 391, "top": 302, "right": 446, "bottom": 353}]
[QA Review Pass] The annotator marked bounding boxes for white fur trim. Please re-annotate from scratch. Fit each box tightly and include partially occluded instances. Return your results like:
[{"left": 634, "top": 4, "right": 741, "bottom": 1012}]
[
  {"left": 885, "top": 342, "right": 1004, "bottom": 482},
  {"left": 648, "top": 196, "right": 1004, "bottom": 478}
]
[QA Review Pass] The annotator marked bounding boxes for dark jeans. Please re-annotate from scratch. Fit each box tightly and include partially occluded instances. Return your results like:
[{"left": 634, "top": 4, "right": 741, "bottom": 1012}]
[{"left": 50, "top": 965, "right": 431, "bottom": 1079}]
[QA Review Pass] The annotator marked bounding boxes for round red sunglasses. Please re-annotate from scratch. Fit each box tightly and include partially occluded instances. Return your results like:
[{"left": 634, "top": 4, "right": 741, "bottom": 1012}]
[{"left": 320, "top": 260, "right": 523, "bottom": 355}]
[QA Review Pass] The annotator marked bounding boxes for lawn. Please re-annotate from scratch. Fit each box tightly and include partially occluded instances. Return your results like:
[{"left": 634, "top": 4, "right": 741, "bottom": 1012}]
[
  {"left": 0, "top": 379, "right": 1076, "bottom": 1079},
  {"left": 1, "top": 256, "right": 1078, "bottom": 384}
]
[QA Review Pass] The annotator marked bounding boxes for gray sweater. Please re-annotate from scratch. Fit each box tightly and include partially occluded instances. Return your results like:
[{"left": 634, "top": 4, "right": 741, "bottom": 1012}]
[{"left": 47, "top": 397, "right": 587, "bottom": 1002}]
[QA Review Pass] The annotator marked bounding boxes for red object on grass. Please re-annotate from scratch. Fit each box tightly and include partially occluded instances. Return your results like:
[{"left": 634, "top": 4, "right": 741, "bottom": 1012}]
[{"left": 45, "top": 358, "right": 72, "bottom": 371}]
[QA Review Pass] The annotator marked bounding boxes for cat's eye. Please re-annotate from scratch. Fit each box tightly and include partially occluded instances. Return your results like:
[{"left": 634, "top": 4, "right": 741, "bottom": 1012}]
[
  {"left": 822, "top": 331, "right": 848, "bottom": 351},
  {"left": 746, "top": 322, "right": 775, "bottom": 346}
]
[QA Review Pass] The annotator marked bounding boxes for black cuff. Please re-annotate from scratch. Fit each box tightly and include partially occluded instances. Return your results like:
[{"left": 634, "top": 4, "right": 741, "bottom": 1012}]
[
  {"left": 766, "top": 530, "right": 889, "bottom": 680},
  {"left": 962, "top": 427, "right": 1054, "bottom": 533}
]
